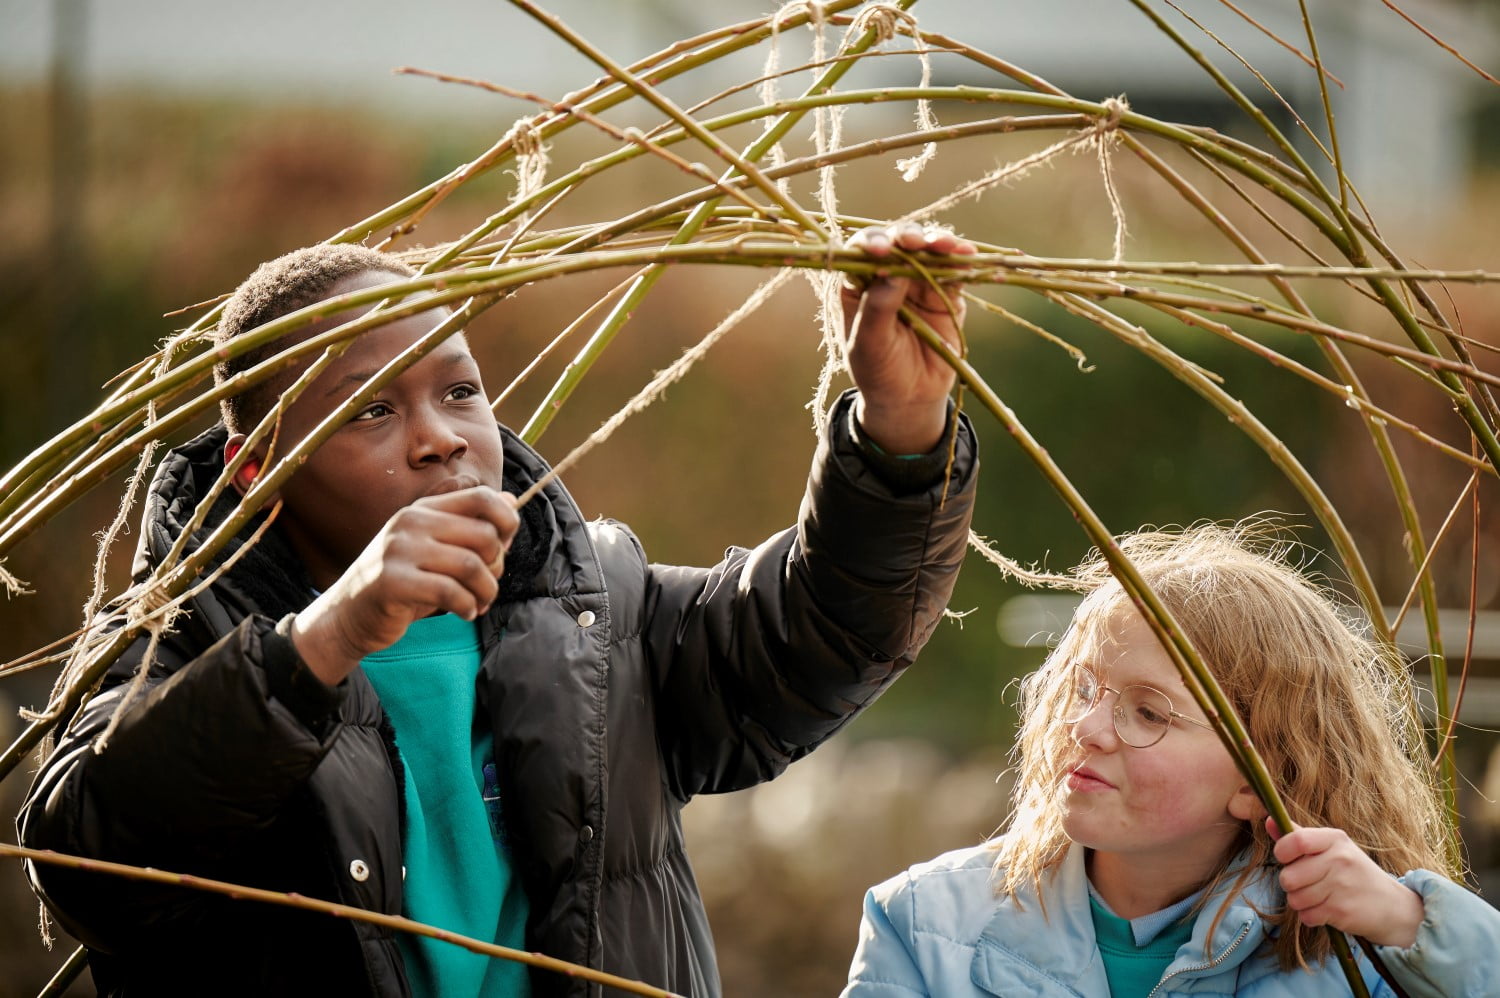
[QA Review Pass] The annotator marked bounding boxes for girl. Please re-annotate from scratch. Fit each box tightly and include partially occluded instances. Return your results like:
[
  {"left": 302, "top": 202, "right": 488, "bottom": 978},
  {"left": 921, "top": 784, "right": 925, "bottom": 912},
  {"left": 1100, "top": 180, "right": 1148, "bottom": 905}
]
[{"left": 843, "top": 524, "right": 1499, "bottom": 997}]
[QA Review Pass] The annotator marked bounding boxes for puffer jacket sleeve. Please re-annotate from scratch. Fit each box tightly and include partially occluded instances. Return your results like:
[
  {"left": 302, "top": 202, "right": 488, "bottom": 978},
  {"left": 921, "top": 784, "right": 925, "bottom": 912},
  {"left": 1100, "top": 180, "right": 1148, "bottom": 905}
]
[
  {"left": 1369, "top": 869, "right": 1500, "bottom": 998},
  {"left": 16, "top": 612, "right": 346, "bottom": 950},
  {"left": 642, "top": 389, "right": 977, "bottom": 799},
  {"left": 841, "top": 872, "right": 933, "bottom": 998}
]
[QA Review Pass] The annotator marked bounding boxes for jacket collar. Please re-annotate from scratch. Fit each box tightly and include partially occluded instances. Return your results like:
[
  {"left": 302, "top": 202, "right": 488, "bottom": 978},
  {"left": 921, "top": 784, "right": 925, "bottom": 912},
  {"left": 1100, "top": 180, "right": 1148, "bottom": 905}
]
[
  {"left": 972, "top": 844, "right": 1274, "bottom": 996},
  {"left": 132, "top": 421, "right": 589, "bottom": 651}
]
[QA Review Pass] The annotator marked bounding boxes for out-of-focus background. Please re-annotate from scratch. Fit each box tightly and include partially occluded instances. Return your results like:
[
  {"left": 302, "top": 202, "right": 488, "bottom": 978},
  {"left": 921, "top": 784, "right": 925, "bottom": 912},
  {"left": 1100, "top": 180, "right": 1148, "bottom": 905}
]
[{"left": 2, "top": 1, "right": 1499, "bottom": 994}]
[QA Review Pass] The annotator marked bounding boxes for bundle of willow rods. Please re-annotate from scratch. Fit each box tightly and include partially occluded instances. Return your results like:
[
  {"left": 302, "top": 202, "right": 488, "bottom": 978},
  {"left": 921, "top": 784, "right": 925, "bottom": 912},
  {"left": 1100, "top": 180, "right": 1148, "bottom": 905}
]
[{"left": 4, "top": 3, "right": 1498, "bottom": 995}]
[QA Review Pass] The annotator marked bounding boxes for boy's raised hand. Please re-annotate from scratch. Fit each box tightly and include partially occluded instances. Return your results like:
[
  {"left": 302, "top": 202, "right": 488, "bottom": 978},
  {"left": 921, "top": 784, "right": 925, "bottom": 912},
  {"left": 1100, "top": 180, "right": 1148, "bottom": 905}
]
[
  {"left": 1269, "top": 819, "right": 1425, "bottom": 948},
  {"left": 840, "top": 223, "right": 976, "bottom": 456},
  {"left": 290, "top": 487, "right": 518, "bottom": 686}
]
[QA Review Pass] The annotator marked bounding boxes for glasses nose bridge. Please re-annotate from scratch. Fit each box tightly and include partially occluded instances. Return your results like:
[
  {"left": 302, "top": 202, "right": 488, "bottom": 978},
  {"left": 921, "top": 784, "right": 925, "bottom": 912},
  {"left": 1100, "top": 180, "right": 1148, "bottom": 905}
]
[
  {"left": 1101, "top": 685, "right": 1137, "bottom": 744},
  {"left": 1070, "top": 682, "right": 1125, "bottom": 747}
]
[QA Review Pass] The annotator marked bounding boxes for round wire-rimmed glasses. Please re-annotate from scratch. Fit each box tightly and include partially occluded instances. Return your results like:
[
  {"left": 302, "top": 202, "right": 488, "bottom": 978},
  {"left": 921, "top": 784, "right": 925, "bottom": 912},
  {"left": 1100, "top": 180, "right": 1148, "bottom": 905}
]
[{"left": 1058, "top": 670, "right": 1216, "bottom": 748}]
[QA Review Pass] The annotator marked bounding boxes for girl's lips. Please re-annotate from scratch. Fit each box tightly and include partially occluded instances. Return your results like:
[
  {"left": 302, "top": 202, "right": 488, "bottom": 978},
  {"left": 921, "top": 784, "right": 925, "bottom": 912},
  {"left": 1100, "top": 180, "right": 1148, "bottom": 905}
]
[{"left": 1067, "top": 766, "right": 1114, "bottom": 792}]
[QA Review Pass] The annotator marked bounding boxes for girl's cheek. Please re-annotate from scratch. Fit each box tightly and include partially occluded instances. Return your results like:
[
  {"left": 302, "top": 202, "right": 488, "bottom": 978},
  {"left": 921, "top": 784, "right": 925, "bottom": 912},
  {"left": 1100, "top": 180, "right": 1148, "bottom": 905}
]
[{"left": 1128, "top": 769, "right": 1197, "bottom": 820}]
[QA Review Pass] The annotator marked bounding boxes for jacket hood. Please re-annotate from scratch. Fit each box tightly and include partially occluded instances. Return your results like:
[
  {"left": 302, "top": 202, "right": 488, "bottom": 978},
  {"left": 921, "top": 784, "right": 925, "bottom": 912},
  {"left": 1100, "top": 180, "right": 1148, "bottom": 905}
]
[{"left": 132, "top": 423, "right": 311, "bottom": 634}]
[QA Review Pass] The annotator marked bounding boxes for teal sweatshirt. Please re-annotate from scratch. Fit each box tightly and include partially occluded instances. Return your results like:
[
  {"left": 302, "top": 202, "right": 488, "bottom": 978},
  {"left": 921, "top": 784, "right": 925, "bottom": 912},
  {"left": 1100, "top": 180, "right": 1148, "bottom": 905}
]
[
  {"left": 362, "top": 614, "right": 530, "bottom": 997},
  {"left": 1088, "top": 888, "right": 1198, "bottom": 998}
]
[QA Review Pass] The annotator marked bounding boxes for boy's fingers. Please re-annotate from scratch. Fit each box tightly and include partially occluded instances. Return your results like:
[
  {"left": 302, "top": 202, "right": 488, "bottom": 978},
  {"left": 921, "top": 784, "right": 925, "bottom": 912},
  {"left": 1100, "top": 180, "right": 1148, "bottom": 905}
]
[
  {"left": 846, "top": 225, "right": 894, "bottom": 257},
  {"left": 409, "top": 571, "right": 488, "bottom": 622},
  {"left": 892, "top": 222, "right": 929, "bottom": 251},
  {"left": 416, "top": 486, "right": 520, "bottom": 543},
  {"left": 413, "top": 547, "right": 500, "bottom": 617},
  {"left": 397, "top": 504, "right": 510, "bottom": 562},
  {"left": 918, "top": 228, "right": 976, "bottom": 256}
]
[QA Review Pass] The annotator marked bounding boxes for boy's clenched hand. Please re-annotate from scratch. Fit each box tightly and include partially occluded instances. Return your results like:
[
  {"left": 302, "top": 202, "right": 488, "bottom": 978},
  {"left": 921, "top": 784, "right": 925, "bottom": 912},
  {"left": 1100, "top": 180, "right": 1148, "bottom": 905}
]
[
  {"left": 289, "top": 487, "right": 518, "bottom": 686},
  {"left": 841, "top": 223, "right": 976, "bottom": 456}
]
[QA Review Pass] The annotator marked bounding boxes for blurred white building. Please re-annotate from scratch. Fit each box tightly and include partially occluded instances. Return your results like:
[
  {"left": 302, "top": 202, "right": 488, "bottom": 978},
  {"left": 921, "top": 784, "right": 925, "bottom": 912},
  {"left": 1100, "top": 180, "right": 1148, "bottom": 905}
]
[{"left": 2, "top": 0, "right": 1494, "bottom": 225}]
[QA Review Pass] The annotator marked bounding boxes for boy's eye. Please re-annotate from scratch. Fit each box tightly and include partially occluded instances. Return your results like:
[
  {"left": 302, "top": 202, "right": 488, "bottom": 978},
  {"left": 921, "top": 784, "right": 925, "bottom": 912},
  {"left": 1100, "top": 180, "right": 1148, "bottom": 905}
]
[
  {"left": 355, "top": 402, "right": 394, "bottom": 420},
  {"left": 446, "top": 384, "right": 481, "bottom": 402}
]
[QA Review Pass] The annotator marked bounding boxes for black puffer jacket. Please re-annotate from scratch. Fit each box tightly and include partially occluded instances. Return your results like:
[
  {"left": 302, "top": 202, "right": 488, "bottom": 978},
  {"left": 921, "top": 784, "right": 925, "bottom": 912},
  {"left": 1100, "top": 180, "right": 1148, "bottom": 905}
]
[{"left": 19, "top": 391, "right": 977, "bottom": 997}]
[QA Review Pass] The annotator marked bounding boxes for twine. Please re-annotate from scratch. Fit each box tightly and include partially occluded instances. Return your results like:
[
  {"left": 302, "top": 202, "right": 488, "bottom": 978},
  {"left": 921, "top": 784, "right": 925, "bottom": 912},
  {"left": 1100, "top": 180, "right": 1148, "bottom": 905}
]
[
  {"left": 1093, "top": 96, "right": 1131, "bottom": 263},
  {"left": 515, "top": 272, "right": 793, "bottom": 508},
  {"left": 850, "top": 3, "right": 904, "bottom": 44},
  {"left": 846, "top": 5, "right": 939, "bottom": 182},
  {"left": 967, "top": 530, "right": 1075, "bottom": 589},
  {"left": 761, "top": 4, "right": 790, "bottom": 188},
  {"left": 902, "top": 97, "right": 1131, "bottom": 225},
  {"left": 806, "top": 270, "right": 847, "bottom": 440},
  {"left": 505, "top": 118, "right": 551, "bottom": 216},
  {"left": 0, "top": 559, "right": 30, "bottom": 597}
]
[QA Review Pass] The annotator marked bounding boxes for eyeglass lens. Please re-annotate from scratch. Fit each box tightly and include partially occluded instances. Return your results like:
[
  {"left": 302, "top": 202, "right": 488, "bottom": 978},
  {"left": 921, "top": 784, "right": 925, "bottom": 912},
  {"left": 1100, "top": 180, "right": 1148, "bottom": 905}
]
[{"left": 1059, "top": 672, "right": 1175, "bottom": 747}]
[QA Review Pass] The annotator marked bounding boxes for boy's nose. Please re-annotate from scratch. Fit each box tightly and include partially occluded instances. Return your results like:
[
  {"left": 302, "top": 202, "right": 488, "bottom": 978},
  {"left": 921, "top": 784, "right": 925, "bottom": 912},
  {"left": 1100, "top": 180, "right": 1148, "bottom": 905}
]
[{"left": 410, "top": 410, "right": 469, "bottom": 465}]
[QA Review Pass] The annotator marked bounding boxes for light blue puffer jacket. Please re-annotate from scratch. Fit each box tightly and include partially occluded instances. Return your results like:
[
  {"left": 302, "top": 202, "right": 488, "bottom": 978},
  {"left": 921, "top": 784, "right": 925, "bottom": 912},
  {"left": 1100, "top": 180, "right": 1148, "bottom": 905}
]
[{"left": 843, "top": 841, "right": 1500, "bottom": 998}]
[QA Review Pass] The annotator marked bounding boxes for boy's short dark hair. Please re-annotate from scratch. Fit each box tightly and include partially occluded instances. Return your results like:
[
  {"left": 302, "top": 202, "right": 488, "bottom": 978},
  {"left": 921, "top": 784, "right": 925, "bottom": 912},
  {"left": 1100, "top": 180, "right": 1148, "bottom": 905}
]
[{"left": 214, "top": 244, "right": 417, "bottom": 434}]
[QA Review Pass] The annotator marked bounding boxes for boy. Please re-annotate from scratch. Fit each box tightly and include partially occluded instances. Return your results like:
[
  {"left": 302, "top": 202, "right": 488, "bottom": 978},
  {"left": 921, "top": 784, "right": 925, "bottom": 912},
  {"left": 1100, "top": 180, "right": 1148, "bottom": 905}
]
[{"left": 20, "top": 226, "right": 978, "bottom": 997}]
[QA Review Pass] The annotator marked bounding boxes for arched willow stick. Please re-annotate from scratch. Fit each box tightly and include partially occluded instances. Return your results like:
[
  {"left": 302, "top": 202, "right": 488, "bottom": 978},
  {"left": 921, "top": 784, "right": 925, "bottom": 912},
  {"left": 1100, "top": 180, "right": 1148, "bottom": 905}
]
[
  {"left": 893, "top": 304, "right": 1380, "bottom": 998},
  {"left": 0, "top": 843, "right": 682, "bottom": 998},
  {"left": 890, "top": 17, "right": 1458, "bottom": 798},
  {"left": 3, "top": 239, "right": 1497, "bottom": 575},
  {"left": 36, "top": 943, "right": 87, "bottom": 998},
  {"left": 1124, "top": 0, "right": 1475, "bottom": 863}
]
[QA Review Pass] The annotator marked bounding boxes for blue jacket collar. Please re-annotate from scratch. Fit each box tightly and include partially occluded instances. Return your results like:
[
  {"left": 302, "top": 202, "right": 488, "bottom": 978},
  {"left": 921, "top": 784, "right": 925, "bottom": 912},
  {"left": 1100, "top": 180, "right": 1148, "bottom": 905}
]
[{"left": 972, "top": 844, "right": 1276, "bottom": 996}]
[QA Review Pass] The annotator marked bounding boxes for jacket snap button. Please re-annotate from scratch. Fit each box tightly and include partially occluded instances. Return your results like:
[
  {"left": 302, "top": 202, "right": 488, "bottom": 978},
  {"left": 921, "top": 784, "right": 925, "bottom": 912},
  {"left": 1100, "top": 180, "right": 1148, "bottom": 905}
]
[
  {"left": 576, "top": 610, "right": 596, "bottom": 627},
  {"left": 349, "top": 859, "right": 370, "bottom": 882},
  {"left": 580, "top": 825, "right": 594, "bottom": 843}
]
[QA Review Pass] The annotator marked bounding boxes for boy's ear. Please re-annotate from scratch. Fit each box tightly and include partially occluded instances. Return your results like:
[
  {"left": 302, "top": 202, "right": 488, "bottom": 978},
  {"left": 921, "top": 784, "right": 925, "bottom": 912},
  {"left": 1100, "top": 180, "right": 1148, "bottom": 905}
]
[
  {"left": 224, "top": 434, "right": 266, "bottom": 497},
  {"left": 1227, "top": 783, "right": 1266, "bottom": 824}
]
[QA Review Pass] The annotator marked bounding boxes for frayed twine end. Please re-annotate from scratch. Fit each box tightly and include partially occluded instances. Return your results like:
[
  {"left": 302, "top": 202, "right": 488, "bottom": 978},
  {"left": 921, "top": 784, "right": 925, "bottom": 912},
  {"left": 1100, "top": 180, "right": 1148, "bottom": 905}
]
[
  {"left": 897, "top": 143, "right": 938, "bottom": 182},
  {"left": 0, "top": 559, "right": 33, "bottom": 597},
  {"left": 1092, "top": 96, "right": 1131, "bottom": 264}
]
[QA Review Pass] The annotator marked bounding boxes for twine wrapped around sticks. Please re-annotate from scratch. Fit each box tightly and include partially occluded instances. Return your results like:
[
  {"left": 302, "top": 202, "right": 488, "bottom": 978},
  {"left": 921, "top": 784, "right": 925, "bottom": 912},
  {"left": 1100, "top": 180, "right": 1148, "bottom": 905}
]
[
  {"left": 1093, "top": 96, "right": 1130, "bottom": 263},
  {"left": 506, "top": 118, "right": 551, "bottom": 224},
  {"left": 900, "top": 97, "right": 1130, "bottom": 222},
  {"left": 851, "top": 4, "right": 938, "bottom": 182}
]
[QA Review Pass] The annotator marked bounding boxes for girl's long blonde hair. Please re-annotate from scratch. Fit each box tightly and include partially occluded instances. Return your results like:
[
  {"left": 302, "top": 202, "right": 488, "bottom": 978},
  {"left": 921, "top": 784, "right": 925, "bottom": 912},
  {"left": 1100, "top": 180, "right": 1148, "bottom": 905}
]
[{"left": 993, "top": 521, "right": 1456, "bottom": 970}]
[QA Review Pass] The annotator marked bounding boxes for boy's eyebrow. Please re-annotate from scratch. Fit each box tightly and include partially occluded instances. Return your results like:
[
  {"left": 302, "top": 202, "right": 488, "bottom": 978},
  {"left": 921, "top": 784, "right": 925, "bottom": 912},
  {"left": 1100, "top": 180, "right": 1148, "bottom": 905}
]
[{"left": 322, "top": 353, "right": 476, "bottom": 398}]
